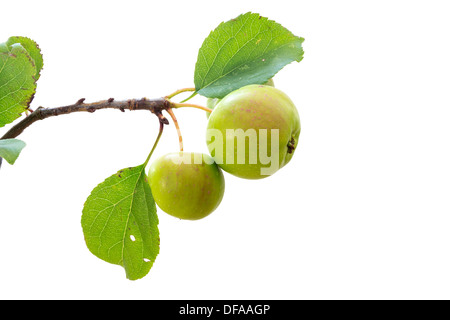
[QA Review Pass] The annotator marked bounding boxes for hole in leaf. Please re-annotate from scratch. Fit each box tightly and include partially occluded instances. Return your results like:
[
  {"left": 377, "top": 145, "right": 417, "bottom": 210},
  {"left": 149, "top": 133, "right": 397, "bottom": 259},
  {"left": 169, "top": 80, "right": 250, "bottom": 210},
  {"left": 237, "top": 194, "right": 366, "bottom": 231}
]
[
  {"left": 130, "top": 235, "right": 136, "bottom": 242},
  {"left": 143, "top": 258, "right": 151, "bottom": 262}
]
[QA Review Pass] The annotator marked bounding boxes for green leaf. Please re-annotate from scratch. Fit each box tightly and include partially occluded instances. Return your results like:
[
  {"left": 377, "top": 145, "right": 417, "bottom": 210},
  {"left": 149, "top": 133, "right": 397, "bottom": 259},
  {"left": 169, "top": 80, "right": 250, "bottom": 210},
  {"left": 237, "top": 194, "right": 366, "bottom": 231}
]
[
  {"left": 6, "top": 36, "right": 43, "bottom": 81},
  {"left": 194, "top": 12, "right": 304, "bottom": 99},
  {"left": 81, "top": 164, "right": 160, "bottom": 280},
  {"left": 0, "top": 138, "right": 26, "bottom": 165},
  {"left": 0, "top": 37, "right": 43, "bottom": 128}
]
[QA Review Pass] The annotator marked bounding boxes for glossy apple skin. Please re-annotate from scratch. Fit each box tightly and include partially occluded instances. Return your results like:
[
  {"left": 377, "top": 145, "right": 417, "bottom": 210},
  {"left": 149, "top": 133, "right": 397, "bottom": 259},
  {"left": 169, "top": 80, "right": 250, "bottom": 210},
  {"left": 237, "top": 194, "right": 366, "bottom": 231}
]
[
  {"left": 206, "top": 85, "right": 300, "bottom": 179},
  {"left": 148, "top": 152, "right": 225, "bottom": 220},
  {"left": 206, "top": 79, "right": 274, "bottom": 119}
]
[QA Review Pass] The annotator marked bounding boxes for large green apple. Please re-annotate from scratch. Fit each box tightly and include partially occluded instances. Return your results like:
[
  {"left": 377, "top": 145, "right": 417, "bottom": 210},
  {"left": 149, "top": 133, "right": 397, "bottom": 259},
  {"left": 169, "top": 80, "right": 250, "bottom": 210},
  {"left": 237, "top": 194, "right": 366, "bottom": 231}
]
[
  {"left": 206, "top": 84, "right": 300, "bottom": 179},
  {"left": 206, "top": 78, "right": 275, "bottom": 119},
  {"left": 148, "top": 152, "right": 225, "bottom": 220}
]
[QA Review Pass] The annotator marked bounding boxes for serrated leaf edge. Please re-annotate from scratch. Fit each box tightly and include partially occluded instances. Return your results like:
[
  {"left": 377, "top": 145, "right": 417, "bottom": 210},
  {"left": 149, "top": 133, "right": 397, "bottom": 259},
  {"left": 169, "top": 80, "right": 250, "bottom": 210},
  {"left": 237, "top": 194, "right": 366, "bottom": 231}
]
[{"left": 194, "top": 12, "right": 304, "bottom": 98}]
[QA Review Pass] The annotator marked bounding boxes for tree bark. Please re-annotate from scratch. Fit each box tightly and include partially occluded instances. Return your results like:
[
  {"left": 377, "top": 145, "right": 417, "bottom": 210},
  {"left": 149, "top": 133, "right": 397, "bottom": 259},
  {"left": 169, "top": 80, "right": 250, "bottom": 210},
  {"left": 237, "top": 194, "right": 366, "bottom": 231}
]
[{"left": 0, "top": 97, "right": 171, "bottom": 168}]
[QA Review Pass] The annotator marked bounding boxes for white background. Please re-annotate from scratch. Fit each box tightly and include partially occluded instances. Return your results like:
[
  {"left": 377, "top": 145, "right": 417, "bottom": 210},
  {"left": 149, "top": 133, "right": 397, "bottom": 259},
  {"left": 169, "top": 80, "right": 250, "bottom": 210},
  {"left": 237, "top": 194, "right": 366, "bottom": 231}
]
[{"left": 0, "top": 0, "right": 449, "bottom": 300}]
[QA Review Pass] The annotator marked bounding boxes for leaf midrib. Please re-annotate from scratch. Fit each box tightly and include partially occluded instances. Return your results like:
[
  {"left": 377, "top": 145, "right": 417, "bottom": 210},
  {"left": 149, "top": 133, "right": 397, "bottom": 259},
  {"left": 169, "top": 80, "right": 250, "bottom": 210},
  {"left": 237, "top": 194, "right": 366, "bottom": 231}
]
[
  {"left": 199, "top": 13, "right": 252, "bottom": 86},
  {"left": 199, "top": 37, "right": 300, "bottom": 96},
  {"left": 120, "top": 165, "right": 146, "bottom": 269}
]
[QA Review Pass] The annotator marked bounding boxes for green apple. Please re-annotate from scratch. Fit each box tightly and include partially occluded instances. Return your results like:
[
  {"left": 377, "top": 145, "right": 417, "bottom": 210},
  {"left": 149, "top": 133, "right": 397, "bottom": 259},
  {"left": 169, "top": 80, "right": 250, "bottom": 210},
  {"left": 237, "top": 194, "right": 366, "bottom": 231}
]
[
  {"left": 148, "top": 152, "right": 225, "bottom": 220},
  {"left": 206, "top": 84, "right": 300, "bottom": 179},
  {"left": 206, "top": 78, "right": 275, "bottom": 119}
]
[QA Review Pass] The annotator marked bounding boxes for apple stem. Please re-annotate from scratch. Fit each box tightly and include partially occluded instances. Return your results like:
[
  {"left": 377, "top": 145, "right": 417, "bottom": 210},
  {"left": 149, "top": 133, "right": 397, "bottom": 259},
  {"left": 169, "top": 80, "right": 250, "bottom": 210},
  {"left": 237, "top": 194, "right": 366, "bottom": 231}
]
[
  {"left": 144, "top": 117, "right": 165, "bottom": 166},
  {"left": 165, "top": 107, "right": 184, "bottom": 152},
  {"left": 171, "top": 102, "right": 212, "bottom": 113}
]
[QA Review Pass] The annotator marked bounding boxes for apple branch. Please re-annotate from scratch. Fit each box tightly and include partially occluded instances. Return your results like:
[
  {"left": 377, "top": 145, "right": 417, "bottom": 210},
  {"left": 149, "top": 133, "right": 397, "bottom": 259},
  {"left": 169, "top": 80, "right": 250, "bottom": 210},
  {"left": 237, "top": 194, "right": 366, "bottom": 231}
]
[{"left": 0, "top": 97, "right": 171, "bottom": 140}]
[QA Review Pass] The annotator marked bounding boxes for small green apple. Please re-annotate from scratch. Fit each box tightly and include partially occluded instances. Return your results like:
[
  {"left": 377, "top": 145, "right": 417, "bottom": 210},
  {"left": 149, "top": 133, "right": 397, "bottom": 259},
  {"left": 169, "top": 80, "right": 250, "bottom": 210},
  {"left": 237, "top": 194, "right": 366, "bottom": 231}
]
[{"left": 148, "top": 152, "right": 225, "bottom": 220}]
